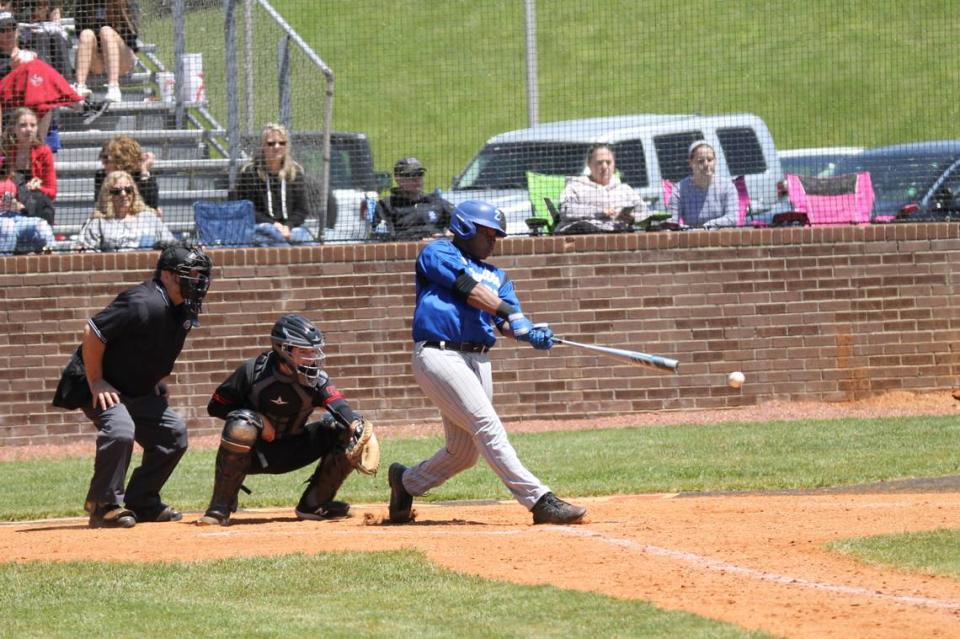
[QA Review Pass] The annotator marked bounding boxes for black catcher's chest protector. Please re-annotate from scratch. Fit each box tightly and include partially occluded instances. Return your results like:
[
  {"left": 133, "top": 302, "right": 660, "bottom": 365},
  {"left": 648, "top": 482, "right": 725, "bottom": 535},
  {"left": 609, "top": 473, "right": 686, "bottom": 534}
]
[{"left": 247, "top": 354, "right": 319, "bottom": 438}]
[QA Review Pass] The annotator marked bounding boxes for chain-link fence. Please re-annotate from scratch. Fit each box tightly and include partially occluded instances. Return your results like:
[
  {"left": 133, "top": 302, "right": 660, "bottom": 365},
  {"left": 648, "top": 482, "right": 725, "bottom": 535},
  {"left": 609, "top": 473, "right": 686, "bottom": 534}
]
[{"left": 2, "top": 0, "right": 958, "bottom": 253}]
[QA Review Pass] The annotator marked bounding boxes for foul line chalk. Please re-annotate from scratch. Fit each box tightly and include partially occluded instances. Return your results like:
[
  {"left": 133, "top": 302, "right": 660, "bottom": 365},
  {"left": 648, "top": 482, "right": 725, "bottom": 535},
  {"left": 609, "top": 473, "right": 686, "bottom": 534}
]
[{"left": 551, "top": 527, "right": 960, "bottom": 612}]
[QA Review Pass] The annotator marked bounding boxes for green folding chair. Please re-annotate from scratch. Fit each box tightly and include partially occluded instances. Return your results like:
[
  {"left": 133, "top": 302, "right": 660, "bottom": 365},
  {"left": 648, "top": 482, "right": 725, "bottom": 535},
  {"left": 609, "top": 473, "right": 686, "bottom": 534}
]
[{"left": 525, "top": 171, "right": 568, "bottom": 235}]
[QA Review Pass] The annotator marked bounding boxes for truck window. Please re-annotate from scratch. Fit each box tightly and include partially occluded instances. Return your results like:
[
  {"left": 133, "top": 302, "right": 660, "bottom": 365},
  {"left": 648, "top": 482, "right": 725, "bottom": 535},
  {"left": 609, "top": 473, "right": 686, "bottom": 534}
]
[
  {"left": 717, "top": 127, "right": 767, "bottom": 176},
  {"left": 654, "top": 131, "right": 704, "bottom": 182},
  {"left": 612, "top": 139, "right": 648, "bottom": 187},
  {"left": 453, "top": 142, "right": 589, "bottom": 190}
]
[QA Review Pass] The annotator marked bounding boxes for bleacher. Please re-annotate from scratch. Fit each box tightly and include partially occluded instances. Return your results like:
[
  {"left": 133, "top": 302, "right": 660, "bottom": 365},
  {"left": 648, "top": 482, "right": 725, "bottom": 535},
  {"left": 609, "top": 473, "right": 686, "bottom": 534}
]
[{"left": 47, "top": 30, "right": 231, "bottom": 248}]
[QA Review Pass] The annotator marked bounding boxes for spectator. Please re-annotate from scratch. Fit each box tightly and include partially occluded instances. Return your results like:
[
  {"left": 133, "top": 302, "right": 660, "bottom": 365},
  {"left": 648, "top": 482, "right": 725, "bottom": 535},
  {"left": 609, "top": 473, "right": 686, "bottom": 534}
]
[
  {"left": 556, "top": 143, "right": 645, "bottom": 234},
  {"left": 72, "top": 0, "right": 140, "bottom": 103},
  {"left": 233, "top": 122, "right": 314, "bottom": 245},
  {"left": 0, "top": 12, "right": 77, "bottom": 140},
  {"left": 0, "top": 106, "right": 55, "bottom": 224},
  {"left": 94, "top": 135, "right": 159, "bottom": 210},
  {"left": 0, "top": 175, "right": 52, "bottom": 252},
  {"left": 79, "top": 170, "right": 173, "bottom": 251},
  {"left": 16, "top": 0, "right": 71, "bottom": 82},
  {"left": 51, "top": 243, "right": 213, "bottom": 528},
  {"left": 667, "top": 140, "right": 739, "bottom": 229},
  {"left": 374, "top": 156, "right": 454, "bottom": 240}
]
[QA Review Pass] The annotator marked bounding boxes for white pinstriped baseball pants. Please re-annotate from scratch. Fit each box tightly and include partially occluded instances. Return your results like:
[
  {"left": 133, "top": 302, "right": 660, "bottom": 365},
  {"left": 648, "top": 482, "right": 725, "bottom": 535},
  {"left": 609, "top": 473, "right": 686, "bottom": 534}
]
[{"left": 404, "top": 341, "right": 550, "bottom": 510}]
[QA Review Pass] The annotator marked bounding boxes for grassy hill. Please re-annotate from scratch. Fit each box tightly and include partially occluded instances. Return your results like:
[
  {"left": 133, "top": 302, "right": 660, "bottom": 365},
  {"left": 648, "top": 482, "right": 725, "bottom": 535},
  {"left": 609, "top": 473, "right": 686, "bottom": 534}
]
[{"left": 143, "top": 0, "right": 959, "bottom": 188}]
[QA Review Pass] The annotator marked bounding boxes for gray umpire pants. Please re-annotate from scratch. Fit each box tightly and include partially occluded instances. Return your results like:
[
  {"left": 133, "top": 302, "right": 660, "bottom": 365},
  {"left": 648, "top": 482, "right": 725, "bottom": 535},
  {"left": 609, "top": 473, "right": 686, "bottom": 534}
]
[
  {"left": 83, "top": 392, "right": 188, "bottom": 513},
  {"left": 405, "top": 341, "right": 550, "bottom": 510}
]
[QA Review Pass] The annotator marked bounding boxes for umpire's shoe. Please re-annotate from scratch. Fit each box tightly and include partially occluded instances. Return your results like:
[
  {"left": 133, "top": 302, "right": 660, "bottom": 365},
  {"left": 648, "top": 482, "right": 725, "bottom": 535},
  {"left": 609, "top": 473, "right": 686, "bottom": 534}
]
[
  {"left": 88, "top": 504, "right": 136, "bottom": 529},
  {"left": 388, "top": 463, "right": 413, "bottom": 523},
  {"left": 531, "top": 492, "right": 586, "bottom": 525},
  {"left": 195, "top": 509, "right": 230, "bottom": 526},
  {"left": 130, "top": 504, "right": 183, "bottom": 523},
  {"left": 295, "top": 500, "right": 351, "bottom": 521}
]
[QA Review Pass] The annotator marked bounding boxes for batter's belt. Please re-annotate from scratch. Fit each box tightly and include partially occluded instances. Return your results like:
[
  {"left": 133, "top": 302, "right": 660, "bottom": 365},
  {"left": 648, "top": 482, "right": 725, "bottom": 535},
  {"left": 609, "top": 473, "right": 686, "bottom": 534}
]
[{"left": 423, "top": 340, "right": 492, "bottom": 353}]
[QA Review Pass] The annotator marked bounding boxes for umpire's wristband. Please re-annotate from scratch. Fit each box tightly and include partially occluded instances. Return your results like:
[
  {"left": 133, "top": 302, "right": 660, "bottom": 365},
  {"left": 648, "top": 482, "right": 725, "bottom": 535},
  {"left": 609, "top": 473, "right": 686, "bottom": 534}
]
[{"left": 496, "top": 302, "right": 518, "bottom": 320}]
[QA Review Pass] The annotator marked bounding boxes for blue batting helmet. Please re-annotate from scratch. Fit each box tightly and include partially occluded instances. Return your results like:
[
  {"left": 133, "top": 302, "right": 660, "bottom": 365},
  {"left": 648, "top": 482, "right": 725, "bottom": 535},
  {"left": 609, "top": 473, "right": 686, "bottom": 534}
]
[{"left": 449, "top": 200, "right": 507, "bottom": 240}]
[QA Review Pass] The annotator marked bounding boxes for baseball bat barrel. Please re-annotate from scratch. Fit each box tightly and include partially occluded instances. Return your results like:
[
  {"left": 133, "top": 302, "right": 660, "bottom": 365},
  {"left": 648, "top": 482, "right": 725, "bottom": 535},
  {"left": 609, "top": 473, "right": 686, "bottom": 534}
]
[{"left": 554, "top": 338, "right": 679, "bottom": 373}]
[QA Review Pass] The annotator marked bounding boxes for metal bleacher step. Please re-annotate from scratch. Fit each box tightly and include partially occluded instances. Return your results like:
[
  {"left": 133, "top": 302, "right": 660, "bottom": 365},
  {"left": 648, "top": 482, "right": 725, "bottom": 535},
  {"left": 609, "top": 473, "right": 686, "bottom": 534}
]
[
  {"left": 55, "top": 158, "right": 231, "bottom": 176},
  {"left": 58, "top": 128, "right": 224, "bottom": 145},
  {"left": 54, "top": 189, "right": 229, "bottom": 204}
]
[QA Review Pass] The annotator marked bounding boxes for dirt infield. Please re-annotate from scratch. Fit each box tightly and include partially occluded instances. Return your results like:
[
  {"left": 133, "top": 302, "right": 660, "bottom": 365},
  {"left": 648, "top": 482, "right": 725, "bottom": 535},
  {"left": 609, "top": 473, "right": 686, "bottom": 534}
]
[
  {"left": 2, "top": 493, "right": 959, "bottom": 638},
  {"left": 2, "top": 391, "right": 960, "bottom": 637}
]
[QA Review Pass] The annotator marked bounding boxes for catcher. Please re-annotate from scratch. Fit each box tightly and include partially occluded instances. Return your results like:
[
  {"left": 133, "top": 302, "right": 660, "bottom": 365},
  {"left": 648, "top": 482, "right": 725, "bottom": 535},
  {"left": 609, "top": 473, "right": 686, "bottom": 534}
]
[{"left": 196, "top": 314, "right": 378, "bottom": 526}]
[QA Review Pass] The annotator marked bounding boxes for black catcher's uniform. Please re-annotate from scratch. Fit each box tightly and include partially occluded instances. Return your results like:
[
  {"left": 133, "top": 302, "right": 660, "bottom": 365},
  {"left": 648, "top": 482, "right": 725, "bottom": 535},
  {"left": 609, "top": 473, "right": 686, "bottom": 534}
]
[{"left": 203, "top": 350, "right": 361, "bottom": 522}]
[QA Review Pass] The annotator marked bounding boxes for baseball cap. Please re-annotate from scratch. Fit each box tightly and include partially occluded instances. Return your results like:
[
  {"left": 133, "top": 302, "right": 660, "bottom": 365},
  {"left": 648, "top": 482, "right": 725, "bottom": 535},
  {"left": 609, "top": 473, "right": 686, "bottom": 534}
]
[
  {"left": 394, "top": 157, "right": 426, "bottom": 177},
  {"left": 0, "top": 12, "right": 17, "bottom": 30}
]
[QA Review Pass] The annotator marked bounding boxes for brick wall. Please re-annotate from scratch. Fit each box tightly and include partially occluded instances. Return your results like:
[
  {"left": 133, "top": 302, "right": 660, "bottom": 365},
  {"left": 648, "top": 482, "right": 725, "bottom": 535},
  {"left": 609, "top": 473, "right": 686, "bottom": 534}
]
[{"left": 2, "top": 224, "right": 958, "bottom": 448}]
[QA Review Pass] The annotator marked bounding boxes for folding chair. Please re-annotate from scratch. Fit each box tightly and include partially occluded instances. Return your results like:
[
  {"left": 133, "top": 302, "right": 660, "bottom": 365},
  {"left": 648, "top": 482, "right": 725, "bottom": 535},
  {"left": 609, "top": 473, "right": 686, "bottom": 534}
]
[
  {"left": 525, "top": 171, "right": 568, "bottom": 235},
  {"left": 774, "top": 173, "right": 874, "bottom": 226},
  {"left": 193, "top": 199, "right": 256, "bottom": 247}
]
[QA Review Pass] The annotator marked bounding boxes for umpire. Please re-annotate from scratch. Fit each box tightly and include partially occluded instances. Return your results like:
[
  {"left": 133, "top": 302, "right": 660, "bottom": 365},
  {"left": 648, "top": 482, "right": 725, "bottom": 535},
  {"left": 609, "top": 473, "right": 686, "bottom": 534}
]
[{"left": 52, "top": 242, "right": 213, "bottom": 528}]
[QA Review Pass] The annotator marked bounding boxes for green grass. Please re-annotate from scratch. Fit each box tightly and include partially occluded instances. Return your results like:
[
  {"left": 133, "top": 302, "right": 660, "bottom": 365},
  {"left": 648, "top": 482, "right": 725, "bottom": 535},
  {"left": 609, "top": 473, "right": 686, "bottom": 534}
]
[
  {"left": 141, "top": 0, "right": 960, "bottom": 188},
  {"left": 2, "top": 415, "right": 958, "bottom": 521},
  {"left": 828, "top": 529, "right": 960, "bottom": 580},
  {"left": 0, "top": 553, "right": 770, "bottom": 638}
]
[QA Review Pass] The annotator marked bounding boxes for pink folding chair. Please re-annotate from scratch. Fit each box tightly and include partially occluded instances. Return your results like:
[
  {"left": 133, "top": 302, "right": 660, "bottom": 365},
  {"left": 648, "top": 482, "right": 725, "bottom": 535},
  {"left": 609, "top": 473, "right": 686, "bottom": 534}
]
[{"left": 781, "top": 172, "right": 875, "bottom": 225}]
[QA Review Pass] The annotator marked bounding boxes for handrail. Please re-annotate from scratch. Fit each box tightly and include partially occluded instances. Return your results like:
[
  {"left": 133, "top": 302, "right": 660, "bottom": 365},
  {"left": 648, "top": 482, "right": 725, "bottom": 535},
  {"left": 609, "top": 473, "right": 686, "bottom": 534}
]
[{"left": 226, "top": 0, "right": 335, "bottom": 231}]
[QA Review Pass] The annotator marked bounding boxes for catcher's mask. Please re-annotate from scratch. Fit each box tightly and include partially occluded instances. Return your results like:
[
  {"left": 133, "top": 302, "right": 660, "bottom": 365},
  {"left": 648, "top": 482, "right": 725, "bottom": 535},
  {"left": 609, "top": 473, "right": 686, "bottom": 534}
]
[
  {"left": 156, "top": 243, "right": 212, "bottom": 325},
  {"left": 270, "top": 314, "right": 325, "bottom": 388}
]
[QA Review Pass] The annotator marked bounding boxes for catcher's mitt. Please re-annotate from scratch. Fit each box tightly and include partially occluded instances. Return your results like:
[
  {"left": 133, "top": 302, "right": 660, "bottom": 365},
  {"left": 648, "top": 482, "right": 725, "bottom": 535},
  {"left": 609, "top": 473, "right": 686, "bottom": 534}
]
[{"left": 344, "top": 418, "right": 380, "bottom": 475}]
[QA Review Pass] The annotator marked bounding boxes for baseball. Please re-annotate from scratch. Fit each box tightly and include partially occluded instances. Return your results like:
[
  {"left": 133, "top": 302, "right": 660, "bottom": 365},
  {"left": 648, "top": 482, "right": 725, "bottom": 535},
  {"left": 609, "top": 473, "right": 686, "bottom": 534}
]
[{"left": 727, "top": 371, "right": 745, "bottom": 389}]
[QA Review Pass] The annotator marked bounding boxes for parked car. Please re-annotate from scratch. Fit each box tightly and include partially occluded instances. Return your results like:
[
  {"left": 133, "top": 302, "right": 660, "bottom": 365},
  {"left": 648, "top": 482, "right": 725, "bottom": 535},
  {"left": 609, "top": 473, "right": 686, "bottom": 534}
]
[
  {"left": 240, "top": 131, "right": 391, "bottom": 242},
  {"left": 831, "top": 140, "right": 960, "bottom": 221},
  {"left": 779, "top": 146, "right": 864, "bottom": 178},
  {"left": 447, "top": 113, "right": 783, "bottom": 235}
]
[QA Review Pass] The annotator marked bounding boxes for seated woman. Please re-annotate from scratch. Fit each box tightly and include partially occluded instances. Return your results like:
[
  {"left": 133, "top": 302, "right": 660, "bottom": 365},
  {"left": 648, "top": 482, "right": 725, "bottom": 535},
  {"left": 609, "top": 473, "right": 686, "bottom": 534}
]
[
  {"left": 71, "top": 0, "right": 139, "bottom": 103},
  {"left": 0, "top": 177, "right": 53, "bottom": 253},
  {"left": 93, "top": 135, "right": 159, "bottom": 210},
  {"left": 667, "top": 140, "right": 739, "bottom": 229},
  {"left": 0, "top": 107, "right": 56, "bottom": 225},
  {"left": 556, "top": 143, "right": 645, "bottom": 234},
  {"left": 232, "top": 122, "right": 314, "bottom": 245},
  {"left": 79, "top": 170, "right": 174, "bottom": 251}
]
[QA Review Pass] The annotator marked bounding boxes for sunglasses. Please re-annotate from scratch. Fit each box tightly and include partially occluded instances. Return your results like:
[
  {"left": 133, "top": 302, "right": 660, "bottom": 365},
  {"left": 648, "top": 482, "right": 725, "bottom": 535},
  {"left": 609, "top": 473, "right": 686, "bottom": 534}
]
[
  {"left": 110, "top": 186, "right": 135, "bottom": 196},
  {"left": 266, "top": 141, "right": 287, "bottom": 147}
]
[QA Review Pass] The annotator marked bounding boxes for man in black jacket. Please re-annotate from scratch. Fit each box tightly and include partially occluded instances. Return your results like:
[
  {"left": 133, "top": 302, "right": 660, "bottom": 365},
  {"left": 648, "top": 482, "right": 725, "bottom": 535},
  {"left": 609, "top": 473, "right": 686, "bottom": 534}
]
[{"left": 374, "top": 157, "right": 454, "bottom": 240}]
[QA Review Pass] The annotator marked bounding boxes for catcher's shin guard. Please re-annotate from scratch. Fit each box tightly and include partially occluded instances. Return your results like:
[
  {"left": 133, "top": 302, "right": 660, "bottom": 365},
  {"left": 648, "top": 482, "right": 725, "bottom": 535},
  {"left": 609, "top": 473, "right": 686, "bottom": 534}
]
[
  {"left": 295, "top": 452, "right": 354, "bottom": 520},
  {"left": 197, "top": 414, "right": 259, "bottom": 526}
]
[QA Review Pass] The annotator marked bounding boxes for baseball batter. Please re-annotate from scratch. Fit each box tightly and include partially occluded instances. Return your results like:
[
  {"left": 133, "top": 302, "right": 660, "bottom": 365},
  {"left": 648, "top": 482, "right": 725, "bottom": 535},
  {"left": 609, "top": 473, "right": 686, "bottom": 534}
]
[
  {"left": 196, "top": 314, "right": 373, "bottom": 525},
  {"left": 388, "top": 199, "right": 586, "bottom": 525}
]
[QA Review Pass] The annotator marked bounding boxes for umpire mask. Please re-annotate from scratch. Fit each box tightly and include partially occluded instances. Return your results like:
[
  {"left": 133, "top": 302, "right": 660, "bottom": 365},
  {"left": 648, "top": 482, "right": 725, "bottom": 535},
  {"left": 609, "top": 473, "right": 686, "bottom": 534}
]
[{"left": 157, "top": 243, "right": 213, "bottom": 326}]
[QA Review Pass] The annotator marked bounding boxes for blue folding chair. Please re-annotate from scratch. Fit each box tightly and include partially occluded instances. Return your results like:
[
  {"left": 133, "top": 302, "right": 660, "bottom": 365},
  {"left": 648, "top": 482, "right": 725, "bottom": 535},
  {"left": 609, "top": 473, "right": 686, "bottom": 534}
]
[{"left": 193, "top": 200, "right": 256, "bottom": 247}]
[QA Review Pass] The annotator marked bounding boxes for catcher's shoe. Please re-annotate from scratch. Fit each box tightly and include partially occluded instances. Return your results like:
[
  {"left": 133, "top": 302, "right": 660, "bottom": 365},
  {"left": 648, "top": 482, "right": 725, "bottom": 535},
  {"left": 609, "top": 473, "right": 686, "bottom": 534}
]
[
  {"left": 88, "top": 504, "right": 136, "bottom": 529},
  {"left": 195, "top": 509, "right": 230, "bottom": 526},
  {"left": 129, "top": 504, "right": 183, "bottom": 523},
  {"left": 531, "top": 492, "right": 586, "bottom": 525},
  {"left": 295, "top": 500, "right": 351, "bottom": 521},
  {"left": 388, "top": 462, "right": 413, "bottom": 523}
]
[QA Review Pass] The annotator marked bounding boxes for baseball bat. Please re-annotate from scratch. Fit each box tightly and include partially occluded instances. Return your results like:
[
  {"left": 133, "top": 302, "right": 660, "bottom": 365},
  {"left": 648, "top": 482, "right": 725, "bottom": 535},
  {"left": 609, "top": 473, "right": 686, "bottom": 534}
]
[{"left": 554, "top": 338, "right": 679, "bottom": 373}]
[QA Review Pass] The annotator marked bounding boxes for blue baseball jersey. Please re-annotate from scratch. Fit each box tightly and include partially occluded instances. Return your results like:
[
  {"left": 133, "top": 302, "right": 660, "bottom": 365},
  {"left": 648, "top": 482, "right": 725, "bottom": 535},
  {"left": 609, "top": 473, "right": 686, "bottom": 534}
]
[{"left": 412, "top": 239, "right": 521, "bottom": 346}]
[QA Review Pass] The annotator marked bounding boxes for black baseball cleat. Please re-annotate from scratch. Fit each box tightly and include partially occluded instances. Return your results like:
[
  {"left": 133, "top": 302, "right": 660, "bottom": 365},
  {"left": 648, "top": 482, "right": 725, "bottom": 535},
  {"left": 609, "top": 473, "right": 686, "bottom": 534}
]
[
  {"left": 195, "top": 509, "right": 230, "bottom": 526},
  {"left": 295, "top": 500, "right": 351, "bottom": 521},
  {"left": 531, "top": 492, "right": 586, "bottom": 525},
  {"left": 388, "top": 463, "right": 413, "bottom": 523},
  {"left": 129, "top": 504, "right": 183, "bottom": 523},
  {"left": 88, "top": 504, "right": 136, "bottom": 529}
]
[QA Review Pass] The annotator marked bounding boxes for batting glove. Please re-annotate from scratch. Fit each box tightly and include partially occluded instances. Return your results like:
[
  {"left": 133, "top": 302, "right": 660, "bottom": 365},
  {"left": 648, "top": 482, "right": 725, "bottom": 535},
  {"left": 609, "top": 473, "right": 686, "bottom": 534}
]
[
  {"left": 509, "top": 312, "right": 533, "bottom": 338},
  {"left": 526, "top": 323, "right": 555, "bottom": 350}
]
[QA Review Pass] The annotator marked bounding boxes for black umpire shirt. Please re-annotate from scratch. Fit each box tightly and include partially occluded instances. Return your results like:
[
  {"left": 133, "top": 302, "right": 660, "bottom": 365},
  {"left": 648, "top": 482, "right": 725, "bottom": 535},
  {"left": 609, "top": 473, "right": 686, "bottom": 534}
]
[
  {"left": 208, "top": 351, "right": 359, "bottom": 439},
  {"left": 86, "top": 279, "right": 192, "bottom": 397}
]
